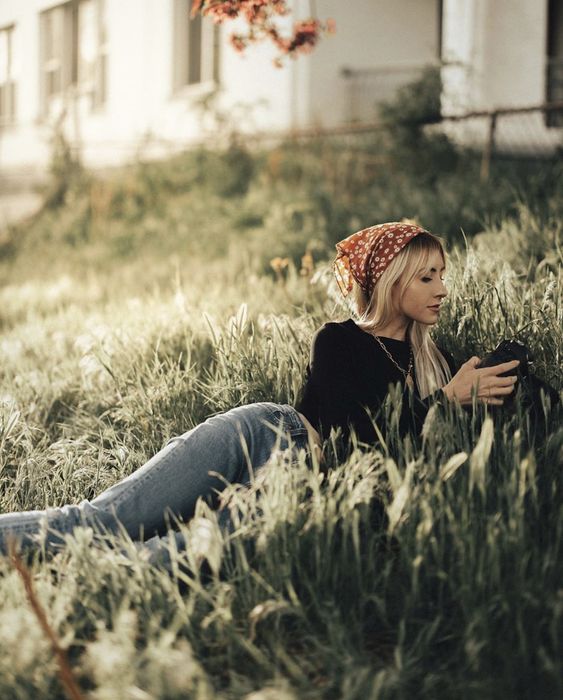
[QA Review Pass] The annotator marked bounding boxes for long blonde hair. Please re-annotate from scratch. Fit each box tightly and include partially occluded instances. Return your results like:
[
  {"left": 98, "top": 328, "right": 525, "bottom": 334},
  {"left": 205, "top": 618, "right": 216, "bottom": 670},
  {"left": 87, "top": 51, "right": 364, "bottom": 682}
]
[{"left": 353, "top": 232, "right": 452, "bottom": 398}]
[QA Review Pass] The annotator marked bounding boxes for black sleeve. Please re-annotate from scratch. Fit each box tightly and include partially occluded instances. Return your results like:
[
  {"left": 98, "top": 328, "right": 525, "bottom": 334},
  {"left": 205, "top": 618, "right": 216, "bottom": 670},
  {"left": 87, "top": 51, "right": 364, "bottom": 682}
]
[
  {"left": 298, "top": 324, "right": 385, "bottom": 444},
  {"left": 399, "top": 386, "right": 448, "bottom": 437},
  {"left": 399, "top": 344, "right": 457, "bottom": 436}
]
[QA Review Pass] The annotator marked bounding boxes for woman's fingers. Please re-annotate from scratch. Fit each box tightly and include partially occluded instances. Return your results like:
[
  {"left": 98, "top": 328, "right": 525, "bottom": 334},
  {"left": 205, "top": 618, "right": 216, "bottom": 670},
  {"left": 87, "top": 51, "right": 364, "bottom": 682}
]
[
  {"left": 474, "top": 376, "right": 516, "bottom": 402},
  {"left": 448, "top": 358, "right": 520, "bottom": 406},
  {"left": 482, "top": 380, "right": 516, "bottom": 395},
  {"left": 480, "top": 358, "right": 520, "bottom": 376},
  {"left": 488, "top": 384, "right": 516, "bottom": 395},
  {"left": 481, "top": 397, "right": 505, "bottom": 406},
  {"left": 496, "top": 375, "right": 518, "bottom": 386},
  {"left": 474, "top": 374, "right": 516, "bottom": 391}
]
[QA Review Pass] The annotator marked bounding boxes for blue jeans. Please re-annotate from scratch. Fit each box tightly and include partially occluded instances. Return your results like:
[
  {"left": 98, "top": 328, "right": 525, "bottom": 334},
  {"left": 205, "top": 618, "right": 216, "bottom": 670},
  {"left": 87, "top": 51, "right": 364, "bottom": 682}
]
[{"left": 0, "top": 403, "right": 310, "bottom": 563}]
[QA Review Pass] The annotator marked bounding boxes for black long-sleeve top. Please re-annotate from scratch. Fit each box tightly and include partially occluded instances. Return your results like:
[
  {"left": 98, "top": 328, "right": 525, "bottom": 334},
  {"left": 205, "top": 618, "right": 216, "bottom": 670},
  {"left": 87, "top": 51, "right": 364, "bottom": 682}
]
[{"left": 296, "top": 319, "right": 458, "bottom": 445}]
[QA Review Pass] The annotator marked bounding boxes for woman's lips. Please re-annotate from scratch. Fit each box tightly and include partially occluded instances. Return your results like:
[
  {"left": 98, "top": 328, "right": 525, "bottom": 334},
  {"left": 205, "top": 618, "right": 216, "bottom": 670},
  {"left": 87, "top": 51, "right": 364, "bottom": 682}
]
[{"left": 428, "top": 306, "right": 441, "bottom": 311}]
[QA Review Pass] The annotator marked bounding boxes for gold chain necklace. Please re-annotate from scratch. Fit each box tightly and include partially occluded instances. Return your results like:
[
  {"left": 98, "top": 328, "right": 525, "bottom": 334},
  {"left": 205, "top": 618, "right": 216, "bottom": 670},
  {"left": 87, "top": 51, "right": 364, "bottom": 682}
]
[{"left": 371, "top": 333, "right": 415, "bottom": 389}]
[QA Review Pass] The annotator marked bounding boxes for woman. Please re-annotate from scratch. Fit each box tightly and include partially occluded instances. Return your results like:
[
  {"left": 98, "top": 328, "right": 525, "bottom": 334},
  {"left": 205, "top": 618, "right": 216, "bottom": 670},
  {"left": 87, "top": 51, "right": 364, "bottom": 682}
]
[
  {"left": 0, "top": 222, "right": 519, "bottom": 560},
  {"left": 298, "top": 222, "right": 519, "bottom": 447}
]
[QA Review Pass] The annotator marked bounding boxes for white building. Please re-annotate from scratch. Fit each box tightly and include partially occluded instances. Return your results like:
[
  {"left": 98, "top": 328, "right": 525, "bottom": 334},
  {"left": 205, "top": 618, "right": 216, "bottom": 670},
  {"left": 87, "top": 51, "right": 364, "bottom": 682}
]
[
  {"left": 0, "top": 0, "right": 559, "bottom": 180},
  {"left": 440, "top": 0, "right": 563, "bottom": 154},
  {"left": 0, "top": 0, "right": 441, "bottom": 176}
]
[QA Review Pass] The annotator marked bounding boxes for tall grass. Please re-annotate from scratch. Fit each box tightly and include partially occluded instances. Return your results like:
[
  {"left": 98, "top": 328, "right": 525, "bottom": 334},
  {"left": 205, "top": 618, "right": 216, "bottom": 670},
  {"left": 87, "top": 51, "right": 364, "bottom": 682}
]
[{"left": 0, "top": 137, "right": 561, "bottom": 698}]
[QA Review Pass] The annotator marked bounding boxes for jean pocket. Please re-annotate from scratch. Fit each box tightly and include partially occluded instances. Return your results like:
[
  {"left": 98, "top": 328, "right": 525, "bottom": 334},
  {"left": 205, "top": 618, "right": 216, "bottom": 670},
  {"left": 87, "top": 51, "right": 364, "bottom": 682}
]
[
  {"left": 269, "top": 404, "right": 309, "bottom": 438},
  {"left": 260, "top": 402, "right": 286, "bottom": 423}
]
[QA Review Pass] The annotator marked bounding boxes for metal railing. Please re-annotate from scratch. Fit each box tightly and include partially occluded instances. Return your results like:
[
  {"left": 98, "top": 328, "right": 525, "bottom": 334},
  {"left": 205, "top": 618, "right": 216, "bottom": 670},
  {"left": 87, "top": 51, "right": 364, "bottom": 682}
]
[{"left": 434, "top": 102, "right": 563, "bottom": 178}]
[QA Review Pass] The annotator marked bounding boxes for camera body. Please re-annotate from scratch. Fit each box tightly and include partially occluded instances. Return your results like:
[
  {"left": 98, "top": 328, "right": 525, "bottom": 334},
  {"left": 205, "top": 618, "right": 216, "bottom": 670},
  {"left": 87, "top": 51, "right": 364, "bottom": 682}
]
[
  {"left": 476, "top": 339, "right": 533, "bottom": 378},
  {"left": 475, "top": 339, "right": 560, "bottom": 415}
]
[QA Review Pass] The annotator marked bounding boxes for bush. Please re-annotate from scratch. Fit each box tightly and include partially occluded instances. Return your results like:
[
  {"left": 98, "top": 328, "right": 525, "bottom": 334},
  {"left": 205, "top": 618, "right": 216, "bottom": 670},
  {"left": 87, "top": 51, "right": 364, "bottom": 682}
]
[
  {"left": 43, "top": 124, "right": 87, "bottom": 210},
  {"left": 380, "top": 65, "right": 442, "bottom": 128}
]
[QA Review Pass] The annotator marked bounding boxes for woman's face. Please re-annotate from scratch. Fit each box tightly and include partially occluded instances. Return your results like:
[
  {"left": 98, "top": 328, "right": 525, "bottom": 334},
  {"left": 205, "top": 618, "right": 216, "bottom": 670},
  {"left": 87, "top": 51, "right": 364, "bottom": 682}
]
[{"left": 393, "top": 249, "right": 448, "bottom": 326}]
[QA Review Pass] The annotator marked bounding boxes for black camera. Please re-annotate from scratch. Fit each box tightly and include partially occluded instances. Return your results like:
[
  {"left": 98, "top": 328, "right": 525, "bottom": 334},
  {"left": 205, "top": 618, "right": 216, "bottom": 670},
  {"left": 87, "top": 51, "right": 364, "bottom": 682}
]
[
  {"left": 476, "top": 339, "right": 532, "bottom": 378},
  {"left": 476, "top": 339, "right": 559, "bottom": 414}
]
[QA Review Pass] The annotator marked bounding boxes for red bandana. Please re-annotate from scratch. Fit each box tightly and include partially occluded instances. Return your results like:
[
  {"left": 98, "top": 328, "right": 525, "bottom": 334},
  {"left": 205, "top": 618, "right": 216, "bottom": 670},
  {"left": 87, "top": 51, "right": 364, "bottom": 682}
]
[{"left": 333, "top": 222, "right": 427, "bottom": 297}]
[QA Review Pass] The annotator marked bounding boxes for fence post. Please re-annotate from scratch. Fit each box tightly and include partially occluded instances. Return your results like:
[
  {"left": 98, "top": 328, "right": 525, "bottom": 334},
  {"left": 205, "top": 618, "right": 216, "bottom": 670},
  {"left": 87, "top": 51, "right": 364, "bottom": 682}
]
[{"left": 480, "top": 111, "right": 497, "bottom": 181}]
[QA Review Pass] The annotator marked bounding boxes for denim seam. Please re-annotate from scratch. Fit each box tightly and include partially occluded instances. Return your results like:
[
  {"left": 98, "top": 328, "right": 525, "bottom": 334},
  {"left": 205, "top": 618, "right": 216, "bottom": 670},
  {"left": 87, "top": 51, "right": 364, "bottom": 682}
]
[
  {"left": 289, "top": 426, "right": 308, "bottom": 437},
  {"left": 258, "top": 417, "right": 307, "bottom": 441},
  {"left": 260, "top": 403, "right": 285, "bottom": 421},
  {"left": 2, "top": 521, "right": 45, "bottom": 535},
  {"left": 267, "top": 403, "right": 308, "bottom": 433}
]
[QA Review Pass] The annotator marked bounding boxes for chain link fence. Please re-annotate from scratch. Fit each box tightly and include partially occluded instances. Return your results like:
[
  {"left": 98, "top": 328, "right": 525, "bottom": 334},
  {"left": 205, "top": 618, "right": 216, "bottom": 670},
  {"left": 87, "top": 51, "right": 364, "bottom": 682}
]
[
  {"left": 432, "top": 102, "right": 563, "bottom": 179},
  {"left": 251, "top": 101, "right": 563, "bottom": 182}
]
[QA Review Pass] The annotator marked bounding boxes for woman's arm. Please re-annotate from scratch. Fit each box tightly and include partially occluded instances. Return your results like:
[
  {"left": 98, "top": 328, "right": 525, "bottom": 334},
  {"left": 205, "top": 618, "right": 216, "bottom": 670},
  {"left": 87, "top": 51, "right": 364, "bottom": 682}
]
[
  {"left": 397, "top": 345, "right": 457, "bottom": 436},
  {"left": 401, "top": 352, "right": 521, "bottom": 437},
  {"left": 399, "top": 384, "right": 449, "bottom": 438}
]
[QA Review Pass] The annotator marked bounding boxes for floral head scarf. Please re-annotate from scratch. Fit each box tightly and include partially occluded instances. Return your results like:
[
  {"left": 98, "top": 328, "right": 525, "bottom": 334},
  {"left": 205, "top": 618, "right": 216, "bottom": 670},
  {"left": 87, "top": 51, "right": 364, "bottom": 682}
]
[{"left": 333, "top": 222, "right": 428, "bottom": 298}]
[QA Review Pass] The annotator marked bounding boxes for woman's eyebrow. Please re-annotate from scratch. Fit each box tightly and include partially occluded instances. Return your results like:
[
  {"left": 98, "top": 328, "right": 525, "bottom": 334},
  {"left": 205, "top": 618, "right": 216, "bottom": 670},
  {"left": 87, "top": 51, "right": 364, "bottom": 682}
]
[{"left": 419, "top": 266, "right": 446, "bottom": 273}]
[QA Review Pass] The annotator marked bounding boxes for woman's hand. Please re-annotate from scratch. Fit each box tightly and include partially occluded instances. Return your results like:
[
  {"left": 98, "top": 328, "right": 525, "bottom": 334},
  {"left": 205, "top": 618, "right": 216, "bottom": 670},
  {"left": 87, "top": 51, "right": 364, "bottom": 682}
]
[{"left": 441, "top": 357, "right": 520, "bottom": 406}]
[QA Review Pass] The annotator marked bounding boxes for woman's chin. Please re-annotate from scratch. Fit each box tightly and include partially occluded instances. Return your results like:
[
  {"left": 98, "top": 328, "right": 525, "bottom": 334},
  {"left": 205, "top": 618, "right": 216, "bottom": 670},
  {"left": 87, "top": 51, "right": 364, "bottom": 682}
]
[{"left": 407, "top": 314, "right": 439, "bottom": 327}]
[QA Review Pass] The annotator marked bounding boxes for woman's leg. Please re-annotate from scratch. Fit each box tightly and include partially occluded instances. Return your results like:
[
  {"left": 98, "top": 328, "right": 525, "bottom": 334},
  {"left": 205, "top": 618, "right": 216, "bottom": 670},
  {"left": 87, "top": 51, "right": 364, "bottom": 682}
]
[{"left": 0, "top": 403, "right": 309, "bottom": 555}]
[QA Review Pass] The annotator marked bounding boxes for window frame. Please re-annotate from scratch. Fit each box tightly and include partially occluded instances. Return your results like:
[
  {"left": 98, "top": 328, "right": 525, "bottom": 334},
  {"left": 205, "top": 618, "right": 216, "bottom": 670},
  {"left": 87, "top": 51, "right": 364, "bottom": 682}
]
[
  {"left": 172, "top": 0, "right": 220, "bottom": 98},
  {"left": 0, "top": 23, "right": 17, "bottom": 126},
  {"left": 39, "top": 0, "right": 107, "bottom": 119}
]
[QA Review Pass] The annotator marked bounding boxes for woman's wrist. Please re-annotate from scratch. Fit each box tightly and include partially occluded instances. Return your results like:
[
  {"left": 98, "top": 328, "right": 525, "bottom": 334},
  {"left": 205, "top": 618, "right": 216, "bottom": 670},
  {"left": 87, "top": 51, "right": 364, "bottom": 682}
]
[{"left": 441, "top": 384, "right": 453, "bottom": 401}]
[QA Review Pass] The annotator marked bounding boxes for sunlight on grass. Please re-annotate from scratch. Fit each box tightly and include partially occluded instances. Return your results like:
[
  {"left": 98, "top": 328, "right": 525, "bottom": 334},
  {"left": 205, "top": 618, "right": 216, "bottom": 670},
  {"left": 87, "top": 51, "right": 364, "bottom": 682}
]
[{"left": 0, "top": 147, "right": 561, "bottom": 698}]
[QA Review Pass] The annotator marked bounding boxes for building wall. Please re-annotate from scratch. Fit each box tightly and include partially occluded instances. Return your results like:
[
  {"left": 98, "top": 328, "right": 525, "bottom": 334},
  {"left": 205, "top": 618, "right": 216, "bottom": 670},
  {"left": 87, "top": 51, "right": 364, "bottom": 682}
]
[
  {"left": 0, "top": 0, "right": 444, "bottom": 176},
  {"left": 0, "top": 0, "right": 171, "bottom": 171},
  {"left": 212, "top": 17, "right": 293, "bottom": 137},
  {"left": 308, "top": 0, "right": 441, "bottom": 126},
  {"left": 1, "top": 0, "right": 559, "bottom": 177},
  {"left": 441, "top": 0, "right": 561, "bottom": 154},
  {"left": 480, "top": 0, "right": 547, "bottom": 107},
  {"left": 442, "top": 0, "right": 548, "bottom": 111},
  {"left": 218, "top": 0, "right": 441, "bottom": 131},
  {"left": 0, "top": 0, "right": 293, "bottom": 174},
  {"left": 0, "top": 0, "right": 47, "bottom": 176}
]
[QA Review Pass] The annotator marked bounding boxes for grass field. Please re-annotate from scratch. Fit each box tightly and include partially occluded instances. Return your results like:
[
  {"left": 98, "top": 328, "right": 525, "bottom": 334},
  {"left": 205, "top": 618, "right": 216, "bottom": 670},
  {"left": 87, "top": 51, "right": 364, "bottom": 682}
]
[{"left": 0, "top": 136, "right": 561, "bottom": 699}]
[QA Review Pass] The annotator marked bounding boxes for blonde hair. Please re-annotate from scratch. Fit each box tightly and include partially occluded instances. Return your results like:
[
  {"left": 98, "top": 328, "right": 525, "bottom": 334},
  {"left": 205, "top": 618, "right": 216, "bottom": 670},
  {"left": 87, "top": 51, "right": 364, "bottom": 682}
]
[{"left": 353, "top": 232, "right": 452, "bottom": 399}]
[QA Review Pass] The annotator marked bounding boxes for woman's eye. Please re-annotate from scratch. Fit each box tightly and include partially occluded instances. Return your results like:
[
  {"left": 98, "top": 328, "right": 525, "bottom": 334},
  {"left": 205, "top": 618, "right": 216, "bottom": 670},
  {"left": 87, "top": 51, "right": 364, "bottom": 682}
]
[{"left": 422, "top": 277, "right": 431, "bottom": 282}]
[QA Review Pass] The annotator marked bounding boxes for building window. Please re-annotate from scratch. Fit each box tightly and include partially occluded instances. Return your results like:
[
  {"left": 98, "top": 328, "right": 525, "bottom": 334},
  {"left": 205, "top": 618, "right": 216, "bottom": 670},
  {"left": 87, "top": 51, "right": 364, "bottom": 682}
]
[
  {"left": 0, "top": 24, "right": 17, "bottom": 125},
  {"left": 39, "top": 0, "right": 107, "bottom": 116},
  {"left": 173, "top": 0, "right": 219, "bottom": 91},
  {"left": 78, "top": 0, "right": 108, "bottom": 108},
  {"left": 546, "top": 0, "right": 563, "bottom": 127}
]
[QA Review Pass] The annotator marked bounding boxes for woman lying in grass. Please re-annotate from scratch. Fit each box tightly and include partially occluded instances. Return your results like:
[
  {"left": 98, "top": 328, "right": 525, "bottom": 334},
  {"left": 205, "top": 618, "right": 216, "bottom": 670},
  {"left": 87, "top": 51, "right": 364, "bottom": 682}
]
[{"left": 0, "top": 222, "right": 521, "bottom": 560}]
